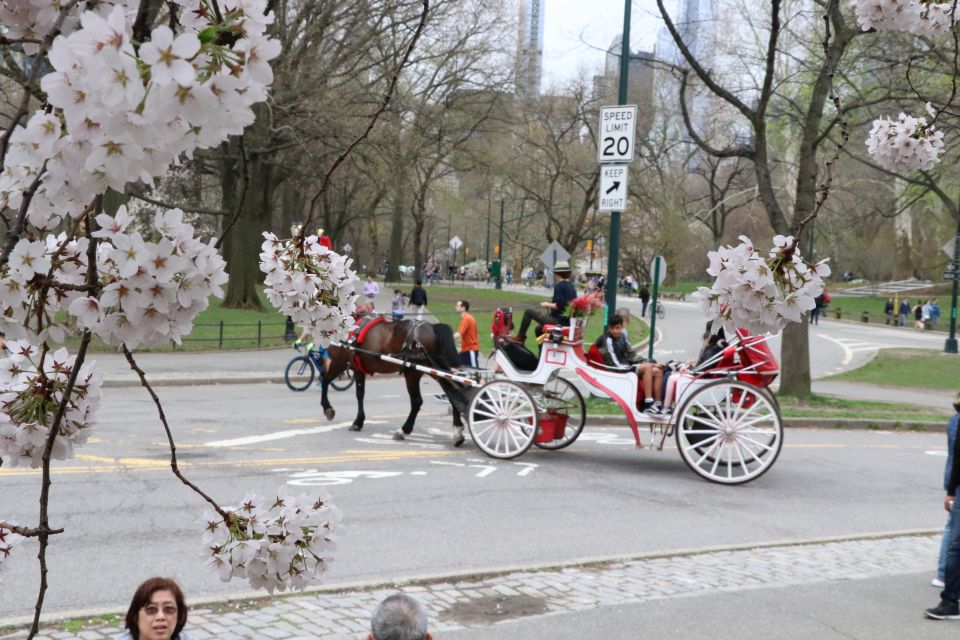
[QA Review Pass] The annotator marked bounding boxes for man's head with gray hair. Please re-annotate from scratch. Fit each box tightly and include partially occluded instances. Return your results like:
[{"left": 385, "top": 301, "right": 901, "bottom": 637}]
[{"left": 368, "top": 593, "right": 431, "bottom": 640}]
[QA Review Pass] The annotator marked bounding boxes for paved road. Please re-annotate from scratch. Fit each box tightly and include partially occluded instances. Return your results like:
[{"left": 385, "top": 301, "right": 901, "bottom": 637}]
[{"left": 1, "top": 381, "right": 952, "bottom": 623}]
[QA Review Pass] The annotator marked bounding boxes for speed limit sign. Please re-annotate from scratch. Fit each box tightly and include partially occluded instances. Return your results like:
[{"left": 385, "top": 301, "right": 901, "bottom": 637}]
[{"left": 597, "top": 105, "right": 637, "bottom": 163}]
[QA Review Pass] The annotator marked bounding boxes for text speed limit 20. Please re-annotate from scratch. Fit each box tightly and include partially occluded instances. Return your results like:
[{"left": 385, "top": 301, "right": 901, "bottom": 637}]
[{"left": 597, "top": 105, "right": 637, "bottom": 164}]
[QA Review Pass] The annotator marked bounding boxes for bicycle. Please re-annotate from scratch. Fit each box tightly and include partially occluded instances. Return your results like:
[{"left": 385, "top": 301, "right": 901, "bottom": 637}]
[
  {"left": 651, "top": 301, "right": 666, "bottom": 320},
  {"left": 285, "top": 343, "right": 355, "bottom": 392}
]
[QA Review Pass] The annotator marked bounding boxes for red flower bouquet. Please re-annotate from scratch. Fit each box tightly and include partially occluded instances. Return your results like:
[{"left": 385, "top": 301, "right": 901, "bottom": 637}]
[{"left": 565, "top": 290, "right": 605, "bottom": 318}]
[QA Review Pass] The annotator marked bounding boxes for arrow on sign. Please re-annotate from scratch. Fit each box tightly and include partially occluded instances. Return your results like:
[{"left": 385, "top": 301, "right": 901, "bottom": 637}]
[{"left": 605, "top": 181, "right": 621, "bottom": 195}]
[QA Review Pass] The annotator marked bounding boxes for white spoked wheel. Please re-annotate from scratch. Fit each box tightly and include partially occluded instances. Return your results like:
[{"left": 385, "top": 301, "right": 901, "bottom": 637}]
[
  {"left": 467, "top": 381, "right": 539, "bottom": 459},
  {"left": 532, "top": 376, "right": 586, "bottom": 450},
  {"left": 674, "top": 379, "right": 782, "bottom": 485}
]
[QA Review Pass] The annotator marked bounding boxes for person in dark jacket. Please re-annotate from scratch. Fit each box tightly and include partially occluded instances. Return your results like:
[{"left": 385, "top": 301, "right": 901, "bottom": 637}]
[
  {"left": 884, "top": 297, "right": 895, "bottom": 325},
  {"left": 408, "top": 279, "right": 428, "bottom": 321},
  {"left": 514, "top": 261, "right": 576, "bottom": 342},
  {"left": 926, "top": 391, "right": 960, "bottom": 620},
  {"left": 639, "top": 285, "right": 650, "bottom": 316}
]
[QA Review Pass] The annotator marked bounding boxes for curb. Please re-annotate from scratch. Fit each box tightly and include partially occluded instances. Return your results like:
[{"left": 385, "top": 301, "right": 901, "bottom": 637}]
[{"left": 1, "top": 528, "right": 939, "bottom": 630}]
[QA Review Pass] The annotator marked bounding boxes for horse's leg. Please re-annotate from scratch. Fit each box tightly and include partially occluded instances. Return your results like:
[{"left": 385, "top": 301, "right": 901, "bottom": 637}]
[
  {"left": 451, "top": 406, "right": 465, "bottom": 447},
  {"left": 349, "top": 372, "right": 366, "bottom": 431},
  {"left": 320, "top": 375, "right": 335, "bottom": 421},
  {"left": 394, "top": 371, "right": 424, "bottom": 440}
]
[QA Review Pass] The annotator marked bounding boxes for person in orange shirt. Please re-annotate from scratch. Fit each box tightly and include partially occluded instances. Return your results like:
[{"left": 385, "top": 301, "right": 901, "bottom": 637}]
[{"left": 454, "top": 300, "right": 479, "bottom": 368}]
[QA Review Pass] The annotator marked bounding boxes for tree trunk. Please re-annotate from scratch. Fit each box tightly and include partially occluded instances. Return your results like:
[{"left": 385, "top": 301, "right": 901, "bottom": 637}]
[
  {"left": 386, "top": 176, "right": 406, "bottom": 282},
  {"left": 222, "top": 151, "right": 272, "bottom": 310},
  {"left": 777, "top": 320, "right": 811, "bottom": 398}
]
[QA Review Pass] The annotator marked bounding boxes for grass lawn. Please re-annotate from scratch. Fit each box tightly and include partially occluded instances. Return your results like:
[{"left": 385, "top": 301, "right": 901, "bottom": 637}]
[
  {"left": 825, "top": 348, "right": 960, "bottom": 391},
  {"left": 585, "top": 390, "right": 949, "bottom": 421},
  {"left": 828, "top": 295, "right": 951, "bottom": 330},
  {"left": 422, "top": 285, "right": 650, "bottom": 357}
]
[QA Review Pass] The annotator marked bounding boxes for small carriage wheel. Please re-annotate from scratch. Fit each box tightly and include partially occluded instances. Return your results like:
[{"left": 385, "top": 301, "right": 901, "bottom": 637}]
[
  {"left": 532, "top": 376, "right": 586, "bottom": 450},
  {"left": 284, "top": 356, "right": 315, "bottom": 391},
  {"left": 330, "top": 367, "right": 355, "bottom": 392},
  {"left": 467, "top": 381, "right": 539, "bottom": 459},
  {"left": 674, "top": 379, "right": 782, "bottom": 485},
  {"left": 657, "top": 303, "right": 666, "bottom": 320}
]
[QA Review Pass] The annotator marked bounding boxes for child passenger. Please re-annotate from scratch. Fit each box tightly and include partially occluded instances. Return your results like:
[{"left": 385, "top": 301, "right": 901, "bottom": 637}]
[
  {"left": 392, "top": 290, "right": 406, "bottom": 322},
  {"left": 594, "top": 314, "right": 666, "bottom": 414}
]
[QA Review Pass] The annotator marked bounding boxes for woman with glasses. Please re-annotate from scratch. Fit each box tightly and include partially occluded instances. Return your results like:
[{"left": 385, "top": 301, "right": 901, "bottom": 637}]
[{"left": 115, "top": 577, "right": 193, "bottom": 640}]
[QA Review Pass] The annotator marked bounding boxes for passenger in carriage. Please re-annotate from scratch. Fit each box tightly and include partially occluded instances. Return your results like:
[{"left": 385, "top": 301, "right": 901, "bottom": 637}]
[
  {"left": 595, "top": 315, "right": 666, "bottom": 415},
  {"left": 661, "top": 326, "right": 728, "bottom": 412}
]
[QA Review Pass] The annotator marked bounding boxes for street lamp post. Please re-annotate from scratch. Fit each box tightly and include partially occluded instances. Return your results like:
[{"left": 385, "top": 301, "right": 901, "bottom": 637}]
[{"left": 946, "top": 220, "right": 960, "bottom": 354}]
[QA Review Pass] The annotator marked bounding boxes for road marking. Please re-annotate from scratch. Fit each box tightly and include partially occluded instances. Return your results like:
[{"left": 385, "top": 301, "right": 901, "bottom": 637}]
[
  {"left": 926, "top": 450, "right": 948, "bottom": 457},
  {"left": 204, "top": 420, "right": 383, "bottom": 447},
  {"left": 0, "top": 450, "right": 463, "bottom": 477},
  {"left": 514, "top": 462, "right": 538, "bottom": 476},
  {"left": 286, "top": 470, "right": 404, "bottom": 486},
  {"left": 818, "top": 335, "right": 854, "bottom": 366}
]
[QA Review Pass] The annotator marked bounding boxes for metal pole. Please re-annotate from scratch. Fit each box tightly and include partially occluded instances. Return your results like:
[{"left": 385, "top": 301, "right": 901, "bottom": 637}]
[
  {"left": 603, "top": 0, "right": 631, "bottom": 327},
  {"left": 496, "top": 199, "right": 505, "bottom": 290},
  {"left": 647, "top": 257, "right": 660, "bottom": 360},
  {"left": 486, "top": 197, "right": 491, "bottom": 276},
  {"left": 946, "top": 220, "right": 960, "bottom": 354}
]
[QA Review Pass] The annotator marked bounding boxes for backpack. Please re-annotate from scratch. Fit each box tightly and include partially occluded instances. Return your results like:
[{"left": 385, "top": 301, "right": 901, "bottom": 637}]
[{"left": 491, "top": 307, "right": 513, "bottom": 346}]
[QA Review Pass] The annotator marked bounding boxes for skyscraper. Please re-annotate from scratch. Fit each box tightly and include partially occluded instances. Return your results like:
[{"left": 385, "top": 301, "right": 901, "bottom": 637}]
[{"left": 516, "top": 0, "right": 545, "bottom": 99}]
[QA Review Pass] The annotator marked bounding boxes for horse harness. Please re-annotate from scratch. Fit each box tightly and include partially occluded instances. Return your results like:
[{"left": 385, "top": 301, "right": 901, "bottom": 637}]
[{"left": 346, "top": 315, "right": 431, "bottom": 376}]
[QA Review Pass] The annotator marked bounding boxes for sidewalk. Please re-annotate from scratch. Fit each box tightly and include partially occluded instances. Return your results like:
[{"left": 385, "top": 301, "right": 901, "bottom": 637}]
[{"left": 2, "top": 532, "right": 948, "bottom": 639}]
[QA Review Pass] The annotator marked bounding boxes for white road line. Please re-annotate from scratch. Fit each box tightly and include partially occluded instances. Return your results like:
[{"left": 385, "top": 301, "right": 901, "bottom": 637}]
[
  {"left": 205, "top": 420, "right": 386, "bottom": 447},
  {"left": 818, "top": 334, "right": 855, "bottom": 366}
]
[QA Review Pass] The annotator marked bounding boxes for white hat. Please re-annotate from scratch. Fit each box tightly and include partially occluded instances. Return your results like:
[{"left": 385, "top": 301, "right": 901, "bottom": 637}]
[{"left": 553, "top": 260, "right": 571, "bottom": 273}]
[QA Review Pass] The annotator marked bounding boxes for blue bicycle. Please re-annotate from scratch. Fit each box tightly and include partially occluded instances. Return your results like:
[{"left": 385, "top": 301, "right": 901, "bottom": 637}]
[{"left": 285, "top": 343, "right": 355, "bottom": 392}]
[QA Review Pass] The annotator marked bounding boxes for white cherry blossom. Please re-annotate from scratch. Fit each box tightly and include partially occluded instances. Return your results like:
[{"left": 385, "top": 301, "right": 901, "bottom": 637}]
[
  {"left": 202, "top": 488, "right": 341, "bottom": 593},
  {"left": 866, "top": 111, "right": 944, "bottom": 172}
]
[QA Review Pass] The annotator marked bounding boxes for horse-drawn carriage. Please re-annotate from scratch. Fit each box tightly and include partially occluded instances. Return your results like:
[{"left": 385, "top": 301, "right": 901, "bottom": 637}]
[{"left": 329, "top": 311, "right": 783, "bottom": 485}]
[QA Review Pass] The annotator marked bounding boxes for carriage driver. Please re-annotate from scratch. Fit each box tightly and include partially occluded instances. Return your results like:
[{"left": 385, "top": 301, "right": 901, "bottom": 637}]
[{"left": 514, "top": 260, "right": 577, "bottom": 343}]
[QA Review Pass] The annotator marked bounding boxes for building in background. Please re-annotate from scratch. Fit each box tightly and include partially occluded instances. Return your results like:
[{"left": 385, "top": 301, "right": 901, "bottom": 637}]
[
  {"left": 593, "top": 36, "right": 656, "bottom": 139},
  {"left": 516, "top": 0, "right": 545, "bottom": 99}
]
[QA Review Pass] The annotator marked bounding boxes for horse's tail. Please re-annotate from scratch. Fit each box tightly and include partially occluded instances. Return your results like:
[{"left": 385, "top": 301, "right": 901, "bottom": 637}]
[{"left": 429, "top": 323, "right": 460, "bottom": 370}]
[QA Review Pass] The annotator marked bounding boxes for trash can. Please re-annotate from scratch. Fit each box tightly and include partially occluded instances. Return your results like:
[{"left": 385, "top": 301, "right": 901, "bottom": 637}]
[{"left": 861, "top": 310, "right": 869, "bottom": 323}]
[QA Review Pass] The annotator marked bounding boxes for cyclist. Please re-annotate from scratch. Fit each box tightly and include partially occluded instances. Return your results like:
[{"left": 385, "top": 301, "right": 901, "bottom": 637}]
[{"left": 294, "top": 329, "right": 332, "bottom": 385}]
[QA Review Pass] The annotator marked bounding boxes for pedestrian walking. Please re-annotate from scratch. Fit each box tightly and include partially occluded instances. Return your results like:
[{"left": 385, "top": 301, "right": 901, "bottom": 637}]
[
  {"left": 934, "top": 393, "right": 960, "bottom": 589},
  {"left": 899, "top": 297, "right": 910, "bottom": 327},
  {"left": 408, "top": 279, "right": 427, "bottom": 320},
  {"left": 925, "top": 391, "right": 960, "bottom": 620},
  {"left": 391, "top": 290, "right": 405, "bottom": 322},
  {"left": 454, "top": 300, "right": 479, "bottom": 368},
  {"left": 884, "top": 297, "right": 894, "bottom": 325},
  {"left": 810, "top": 293, "right": 825, "bottom": 325},
  {"left": 639, "top": 284, "right": 650, "bottom": 317},
  {"left": 115, "top": 577, "right": 194, "bottom": 640},
  {"left": 363, "top": 275, "right": 380, "bottom": 303},
  {"left": 932, "top": 299, "right": 942, "bottom": 329},
  {"left": 368, "top": 593, "right": 432, "bottom": 640},
  {"left": 914, "top": 301, "right": 925, "bottom": 331}
]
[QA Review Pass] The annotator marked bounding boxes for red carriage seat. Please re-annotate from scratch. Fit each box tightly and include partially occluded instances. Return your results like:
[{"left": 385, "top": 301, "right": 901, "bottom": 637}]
[{"left": 733, "top": 329, "right": 779, "bottom": 388}]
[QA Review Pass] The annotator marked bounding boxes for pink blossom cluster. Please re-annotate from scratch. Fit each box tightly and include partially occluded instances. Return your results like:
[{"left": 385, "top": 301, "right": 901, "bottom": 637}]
[
  {"left": 694, "top": 235, "right": 831, "bottom": 336},
  {"left": 0, "top": 341, "right": 102, "bottom": 468},
  {"left": 866, "top": 110, "right": 945, "bottom": 172},
  {"left": 260, "top": 233, "right": 358, "bottom": 347},
  {"left": 0, "top": 0, "right": 279, "bottom": 231},
  {"left": 0, "top": 0, "right": 137, "bottom": 54},
  {"left": 0, "top": 206, "right": 227, "bottom": 349},
  {"left": 202, "top": 489, "right": 341, "bottom": 593},
  {"left": 0, "top": 522, "right": 25, "bottom": 577},
  {"left": 853, "top": 0, "right": 958, "bottom": 36}
]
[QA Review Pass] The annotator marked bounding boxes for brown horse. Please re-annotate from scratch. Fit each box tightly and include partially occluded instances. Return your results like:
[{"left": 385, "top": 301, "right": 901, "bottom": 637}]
[{"left": 319, "top": 319, "right": 471, "bottom": 446}]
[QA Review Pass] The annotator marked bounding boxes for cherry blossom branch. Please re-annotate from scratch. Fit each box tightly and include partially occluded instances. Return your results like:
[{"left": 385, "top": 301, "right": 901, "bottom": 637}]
[
  {"left": 215, "top": 135, "right": 250, "bottom": 250},
  {"left": 0, "top": 160, "right": 49, "bottom": 269},
  {"left": 302, "top": 0, "right": 430, "bottom": 235},
  {"left": 0, "top": 523, "right": 63, "bottom": 537},
  {"left": 28, "top": 205, "right": 98, "bottom": 638},
  {"left": 120, "top": 346, "right": 233, "bottom": 523},
  {"left": 795, "top": 0, "right": 849, "bottom": 239},
  {"left": 0, "top": 0, "right": 80, "bottom": 168}
]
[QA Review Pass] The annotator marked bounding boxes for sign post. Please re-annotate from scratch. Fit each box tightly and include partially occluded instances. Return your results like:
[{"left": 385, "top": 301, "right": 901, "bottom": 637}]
[
  {"left": 647, "top": 256, "right": 666, "bottom": 360},
  {"left": 601, "top": 1, "right": 635, "bottom": 328}
]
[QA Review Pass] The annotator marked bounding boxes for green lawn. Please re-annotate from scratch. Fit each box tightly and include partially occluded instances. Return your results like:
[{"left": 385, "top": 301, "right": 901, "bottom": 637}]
[
  {"left": 825, "top": 348, "right": 960, "bottom": 391},
  {"left": 585, "top": 391, "right": 949, "bottom": 421},
  {"left": 828, "top": 295, "right": 951, "bottom": 330},
  {"left": 422, "top": 285, "right": 649, "bottom": 356}
]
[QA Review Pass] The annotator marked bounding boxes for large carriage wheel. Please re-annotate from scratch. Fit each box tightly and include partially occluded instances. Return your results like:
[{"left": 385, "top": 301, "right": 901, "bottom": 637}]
[
  {"left": 674, "top": 379, "right": 782, "bottom": 485},
  {"left": 468, "top": 381, "right": 539, "bottom": 459},
  {"left": 532, "top": 376, "right": 586, "bottom": 450}
]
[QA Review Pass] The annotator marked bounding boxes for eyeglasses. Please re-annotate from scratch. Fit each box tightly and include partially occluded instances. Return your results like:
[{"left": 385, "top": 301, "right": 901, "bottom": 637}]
[{"left": 142, "top": 605, "right": 178, "bottom": 617}]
